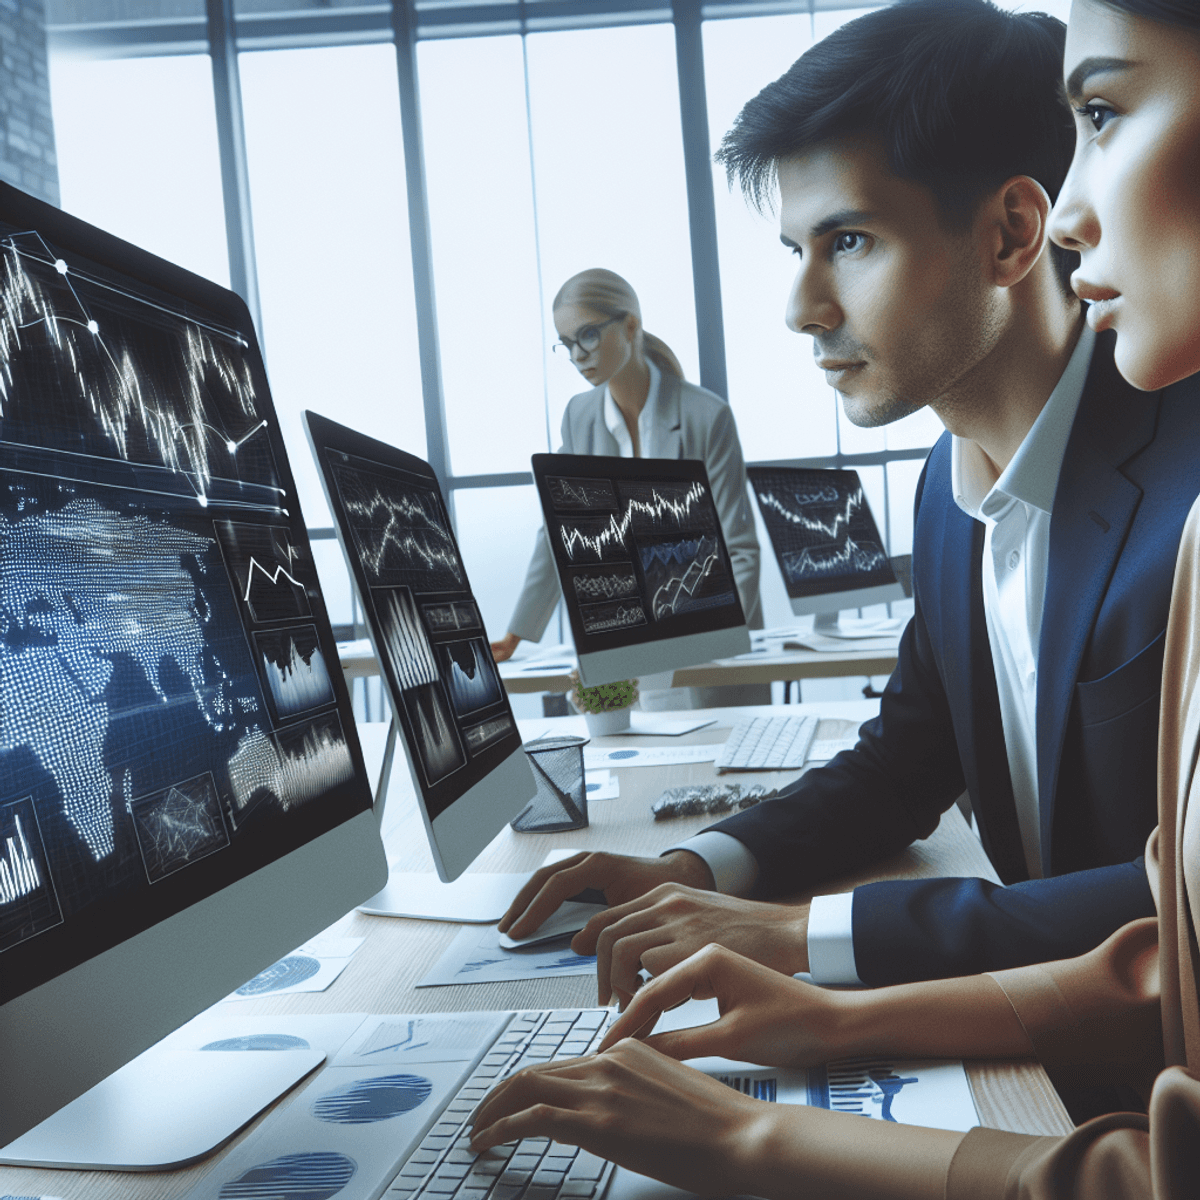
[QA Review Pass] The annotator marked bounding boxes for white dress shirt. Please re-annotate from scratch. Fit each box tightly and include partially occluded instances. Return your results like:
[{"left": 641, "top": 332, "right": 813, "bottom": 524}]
[
  {"left": 668, "top": 324, "right": 1096, "bottom": 984},
  {"left": 604, "top": 360, "right": 661, "bottom": 458}
]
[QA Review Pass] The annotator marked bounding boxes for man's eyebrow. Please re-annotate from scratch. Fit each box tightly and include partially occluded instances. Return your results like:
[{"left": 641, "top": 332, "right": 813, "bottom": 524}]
[{"left": 1065, "top": 56, "right": 1134, "bottom": 101}]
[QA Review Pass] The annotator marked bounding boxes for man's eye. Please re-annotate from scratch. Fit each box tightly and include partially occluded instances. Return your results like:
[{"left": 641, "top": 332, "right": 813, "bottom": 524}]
[
  {"left": 834, "top": 232, "right": 865, "bottom": 254},
  {"left": 1074, "top": 102, "right": 1116, "bottom": 134}
]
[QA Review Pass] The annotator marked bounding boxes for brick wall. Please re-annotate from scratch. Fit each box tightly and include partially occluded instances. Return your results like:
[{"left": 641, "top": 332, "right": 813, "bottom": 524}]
[{"left": 0, "top": 0, "right": 58, "bottom": 206}]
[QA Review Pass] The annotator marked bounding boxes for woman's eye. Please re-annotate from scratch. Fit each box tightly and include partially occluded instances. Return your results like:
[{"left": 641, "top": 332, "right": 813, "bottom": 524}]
[
  {"left": 1074, "top": 102, "right": 1116, "bottom": 134},
  {"left": 833, "top": 232, "right": 865, "bottom": 254}
]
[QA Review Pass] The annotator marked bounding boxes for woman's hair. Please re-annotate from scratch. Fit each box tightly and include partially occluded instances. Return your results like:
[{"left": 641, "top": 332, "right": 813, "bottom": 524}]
[
  {"left": 1097, "top": 0, "right": 1200, "bottom": 30},
  {"left": 552, "top": 268, "right": 684, "bottom": 380}
]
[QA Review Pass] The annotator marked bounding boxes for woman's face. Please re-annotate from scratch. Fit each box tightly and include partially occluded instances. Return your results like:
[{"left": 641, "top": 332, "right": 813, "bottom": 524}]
[
  {"left": 553, "top": 303, "right": 635, "bottom": 388},
  {"left": 1050, "top": 0, "right": 1200, "bottom": 390}
]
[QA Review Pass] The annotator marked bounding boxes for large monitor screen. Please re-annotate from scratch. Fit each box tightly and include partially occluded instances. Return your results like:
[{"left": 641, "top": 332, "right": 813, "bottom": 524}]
[
  {"left": 531, "top": 453, "right": 749, "bottom": 685},
  {"left": 305, "top": 412, "right": 532, "bottom": 880},
  {"left": 747, "top": 465, "right": 898, "bottom": 603},
  {"left": 0, "top": 214, "right": 371, "bottom": 1012}
]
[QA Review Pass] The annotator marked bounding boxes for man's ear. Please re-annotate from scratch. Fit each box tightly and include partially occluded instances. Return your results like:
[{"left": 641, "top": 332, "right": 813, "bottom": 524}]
[{"left": 985, "top": 175, "right": 1052, "bottom": 289}]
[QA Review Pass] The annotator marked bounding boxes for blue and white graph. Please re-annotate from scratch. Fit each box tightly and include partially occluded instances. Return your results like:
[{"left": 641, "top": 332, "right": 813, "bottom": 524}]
[
  {"left": 254, "top": 625, "right": 335, "bottom": 722},
  {"left": 638, "top": 534, "right": 737, "bottom": 620},
  {"left": 236, "top": 954, "right": 322, "bottom": 996},
  {"left": 0, "top": 794, "right": 63, "bottom": 953},
  {"left": 218, "top": 1150, "right": 357, "bottom": 1199},
  {"left": 749, "top": 467, "right": 893, "bottom": 593},
  {"left": 311, "top": 1073, "right": 433, "bottom": 1125},
  {"left": 402, "top": 683, "right": 465, "bottom": 785},
  {"left": 439, "top": 638, "right": 503, "bottom": 717}
]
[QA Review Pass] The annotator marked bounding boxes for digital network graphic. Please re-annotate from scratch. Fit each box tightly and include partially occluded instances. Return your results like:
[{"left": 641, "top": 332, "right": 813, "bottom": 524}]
[
  {"left": 130, "top": 772, "right": 229, "bottom": 883},
  {"left": 750, "top": 468, "right": 891, "bottom": 589}
]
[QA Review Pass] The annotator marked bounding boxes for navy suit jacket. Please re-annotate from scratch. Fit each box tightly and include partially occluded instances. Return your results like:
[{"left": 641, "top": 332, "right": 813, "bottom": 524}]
[{"left": 708, "top": 331, "right": 1200, "bottom": 984}]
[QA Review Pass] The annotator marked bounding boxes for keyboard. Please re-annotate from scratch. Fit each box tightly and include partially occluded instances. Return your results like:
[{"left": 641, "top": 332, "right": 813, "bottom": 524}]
[
  {"left": 385, "top": 1008, "right": 617, "bottom": 1200},
  {"left": 713, "top": 713, "right": 818, "bottom": 772}
]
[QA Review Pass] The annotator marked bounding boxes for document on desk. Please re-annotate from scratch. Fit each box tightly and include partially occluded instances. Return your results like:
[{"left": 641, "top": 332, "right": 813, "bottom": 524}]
[
  {"left": 417, "top": 923, "right": 597, "bottom": 987},
  {"left": 584, "top": 743, "right": 720, "bottom": 769},
  {"left": 221, "top": 935, "right": 365, "bottom": 1001}
]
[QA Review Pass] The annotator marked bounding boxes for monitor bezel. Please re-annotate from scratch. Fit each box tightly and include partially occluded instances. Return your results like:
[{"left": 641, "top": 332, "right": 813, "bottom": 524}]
[
  {"left": 304, "top": 411, "right": 534, "bottom": 882},
  {"left": 0, "top": 181, "right": 386, "bottom": 1147}
]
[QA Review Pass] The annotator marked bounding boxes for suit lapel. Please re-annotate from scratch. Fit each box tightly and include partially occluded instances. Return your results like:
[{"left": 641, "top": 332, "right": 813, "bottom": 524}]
[{"left": 1036, "top": 333, "right": 1158, "bottom": 869}]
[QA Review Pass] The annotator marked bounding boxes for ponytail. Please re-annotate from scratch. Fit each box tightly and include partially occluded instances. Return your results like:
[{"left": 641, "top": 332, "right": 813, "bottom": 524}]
[{"left": 643, "top": 331, "right": 684, "bottom": 379}]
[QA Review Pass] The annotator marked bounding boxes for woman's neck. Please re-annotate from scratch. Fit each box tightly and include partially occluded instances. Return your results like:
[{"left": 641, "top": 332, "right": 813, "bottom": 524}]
[{"left": 608, "top": 355, "right": 651, "bottom": 421}]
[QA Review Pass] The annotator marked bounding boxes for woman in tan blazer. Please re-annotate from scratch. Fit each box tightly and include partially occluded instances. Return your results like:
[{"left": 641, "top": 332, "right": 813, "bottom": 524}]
[
  {"left": 467, "top": 3, "right": 1200, "bottom": 1195},
  {"left": 490, "top": 269, "right": 761, "bottom": 664}
]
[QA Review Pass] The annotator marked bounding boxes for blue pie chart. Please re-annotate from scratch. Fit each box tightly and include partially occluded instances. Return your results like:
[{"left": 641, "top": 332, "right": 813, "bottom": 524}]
[
  {"left": 313, "top": 1073, "right": 433, "bottom": 1124},
  {"left": 219, "top": 1150, "right": 356, "bottom": 1198}
]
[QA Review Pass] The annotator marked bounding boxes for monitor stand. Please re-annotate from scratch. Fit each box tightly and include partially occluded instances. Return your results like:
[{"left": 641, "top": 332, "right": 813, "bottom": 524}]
[
  {"left": 356, "top": 716, "right": 529, "bottom": 922},
  {"left": 0, "top": 1044, "right": 324, "bottom": 1170},
  {"left": 811, "top": 610, "right": 904, "bottom": 639}
]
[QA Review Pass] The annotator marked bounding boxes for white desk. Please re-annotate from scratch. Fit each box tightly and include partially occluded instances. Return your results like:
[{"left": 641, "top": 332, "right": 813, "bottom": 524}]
[{"left": 0, "top": 703, "right": 1071, "bottom": 1200}]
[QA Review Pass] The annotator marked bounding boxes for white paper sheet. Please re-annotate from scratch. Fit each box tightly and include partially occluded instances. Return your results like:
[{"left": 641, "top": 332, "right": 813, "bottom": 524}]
[
  {"left": 584, "top": 744, "right": 719, "bottom": 769},
  {"left": 584, "top": 769, "right": 619, "bottom": 800},
  {"left": 417, "top": 923, "right": 597, "bottom": 987},
  {"left": 222, "top": 936, "right": 365, "bottom": 1001}
]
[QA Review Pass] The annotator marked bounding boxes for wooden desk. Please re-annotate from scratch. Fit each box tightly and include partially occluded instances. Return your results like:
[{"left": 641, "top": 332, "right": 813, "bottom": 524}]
[{"left": 0, "top": 703, "right": 1070, "bottom": 1200}]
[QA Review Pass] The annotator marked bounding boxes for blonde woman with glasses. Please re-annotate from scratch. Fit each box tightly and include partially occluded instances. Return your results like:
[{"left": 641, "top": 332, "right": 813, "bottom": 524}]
[{"left": 490, "top": 269, "right": 762, "bottom": 675}]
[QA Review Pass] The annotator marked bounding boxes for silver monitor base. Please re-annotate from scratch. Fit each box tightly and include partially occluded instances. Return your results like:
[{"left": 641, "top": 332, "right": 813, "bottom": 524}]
[
  {"left": 358, "top": 870, "right": 528, "bottom": 922},
  {"left": 0, "top": 1044, "right": 323, "bottom": 1170}
]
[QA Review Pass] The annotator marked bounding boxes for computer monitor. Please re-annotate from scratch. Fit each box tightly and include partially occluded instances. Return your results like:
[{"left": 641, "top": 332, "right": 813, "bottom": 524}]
[
  {"left": 530, "top": 453, "right": 751, "bottom": 687},
  {"left": 748, "top": 464, "right": 906, "bottom": 625},
  {"left": 304, "top": 412, "right": 535, "bottom": 883},
  {"left": 0, "top": 183, "right": 386, "bottom": 1155}
]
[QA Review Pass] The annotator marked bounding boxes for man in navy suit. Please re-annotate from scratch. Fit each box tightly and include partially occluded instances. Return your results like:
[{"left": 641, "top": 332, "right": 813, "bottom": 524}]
[{"left": 501, "top": 0, "right": 1200, "bottom": 995}]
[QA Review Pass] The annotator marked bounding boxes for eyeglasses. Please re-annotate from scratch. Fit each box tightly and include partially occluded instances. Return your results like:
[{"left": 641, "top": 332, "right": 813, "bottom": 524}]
[{"left": 553, "top": 313, "right": 626, "bottom": 357}]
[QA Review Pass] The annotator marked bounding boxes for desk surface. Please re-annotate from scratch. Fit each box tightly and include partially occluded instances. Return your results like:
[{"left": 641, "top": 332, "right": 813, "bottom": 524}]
[{"left": 0, "top": 703, "right": 1071, "bottom": 1200}]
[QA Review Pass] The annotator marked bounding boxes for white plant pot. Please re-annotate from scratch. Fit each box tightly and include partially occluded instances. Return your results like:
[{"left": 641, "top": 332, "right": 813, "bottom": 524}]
[{"left": 583, "top": 708, "right": 632, "bottom": 737}]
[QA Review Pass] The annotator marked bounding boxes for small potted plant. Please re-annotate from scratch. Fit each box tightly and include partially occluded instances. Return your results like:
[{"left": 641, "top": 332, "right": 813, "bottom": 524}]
[{"left": 569, "top": 669, "right": 638, "bottom": 736}]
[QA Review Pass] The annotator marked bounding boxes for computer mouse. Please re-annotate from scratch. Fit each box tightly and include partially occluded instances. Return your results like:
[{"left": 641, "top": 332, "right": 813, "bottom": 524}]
[{"left": 497, "top": 900, "right": 608, "bottom": 950}]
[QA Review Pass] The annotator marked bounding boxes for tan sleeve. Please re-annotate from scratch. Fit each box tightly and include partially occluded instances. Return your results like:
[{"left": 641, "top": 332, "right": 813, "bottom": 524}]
[
  {"left": 946, "top": 1067, "right": 1200, "bottom": 1199},
  {"left": 988, "top": 918, "right": 1163, "bottom": 1078}
]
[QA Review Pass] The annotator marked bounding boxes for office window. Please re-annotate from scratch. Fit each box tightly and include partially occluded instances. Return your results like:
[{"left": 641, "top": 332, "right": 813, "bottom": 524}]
[
  {"left": 453, "top": 484, "right": 549, "bottom": 644},
  {"left": 703, "top": 13, "right": 829, "bottom": 462},
  {"left": 49, "top": 53, "right": 229, "bottom": 288},
  {"left": 526, "top": 24, "right": 699, "bottom": 441},
  {"left": 418, "top": 35, "right": 545, "bottom": 479},
  {"left": 239, "top": 44, "right": 425, "bottom": 526}
]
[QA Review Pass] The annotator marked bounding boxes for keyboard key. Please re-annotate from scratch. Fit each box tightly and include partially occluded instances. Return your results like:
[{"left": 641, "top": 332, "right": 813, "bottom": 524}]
[
  {"left": 560, "top": 1182, "right": 598, "bottom": 1197},
  {"left": 545, "top": 1144, "right": 577, "bottom": 1160},
  {"left": 568, "top": 1153, "right": 606, "bottom": 1181},
  {"left": 491, "top": 1184, "right": 526, "bottom": 1200},
  {"left": 534, "top": 1166, "right": 569, "bottom": 1186},
  {"left": 527, "top": 1184, "right": 562, "bottom": 1200},
  {"left": 500, "top": 1168, "right": 533, "bottom": 1187},
  {"left": 432, "top": 1164, "right": 470, "bottom": 1184}
]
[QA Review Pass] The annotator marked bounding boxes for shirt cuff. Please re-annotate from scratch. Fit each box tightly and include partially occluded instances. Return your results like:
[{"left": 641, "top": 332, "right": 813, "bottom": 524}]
[
  {"left": 807, "top": 891, "right": 862, "bottom": 986},
  {"left": 665, "top": 831, "right": 759, "bottom": 896}
]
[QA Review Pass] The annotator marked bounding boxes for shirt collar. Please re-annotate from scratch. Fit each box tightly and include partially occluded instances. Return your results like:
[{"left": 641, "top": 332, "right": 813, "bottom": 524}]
[
  {"left": 952, "top": 322, "right": 1095, "bottom": 521},
  {"left": 604, "top": 359, "right": 660, "bottom": 451}
]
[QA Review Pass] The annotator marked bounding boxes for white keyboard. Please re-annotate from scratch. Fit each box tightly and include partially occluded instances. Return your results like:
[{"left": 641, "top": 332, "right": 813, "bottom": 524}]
[
  {"left": 386, "top": 1008, "right": 616, "bottom": 1200},
  {"left": 714, "top": 714, "right": 818, "bottom": 772}
]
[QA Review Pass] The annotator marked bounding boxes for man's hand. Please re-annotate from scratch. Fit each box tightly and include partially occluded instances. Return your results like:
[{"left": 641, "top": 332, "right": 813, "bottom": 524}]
[
  {"left": 498, "top": 850, "right": 714, "bottom": 941},
  {"left": 469, "top": 1039, "right": 767, "bottom": 1197},
  {"left": 490, "top": 633, "right": 522, "bottom": 662},
  {"left": 577, "top": 886, "right": 810, "bottom": 1006},
  {"left": 598, "top": 943, "right": 841, "bottom": 1067}
]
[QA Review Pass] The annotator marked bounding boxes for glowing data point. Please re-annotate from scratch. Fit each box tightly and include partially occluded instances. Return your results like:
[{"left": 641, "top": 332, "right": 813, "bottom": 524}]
[
  {"left": 198, "top": 494, "right": 209, "bottom": 508},
  {"left": 54, "top": 258, "right": 68, "bottom": 274},
  {"left": 86, "top": 319, "right": 99, "bottom": 334},
  {"left": 226, "top": 440, "right": 237, "bottom": 454}
]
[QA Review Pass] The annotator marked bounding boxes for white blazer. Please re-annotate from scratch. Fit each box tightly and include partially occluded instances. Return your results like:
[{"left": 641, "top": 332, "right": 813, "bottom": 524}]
[{"left": 509, "top": 371, "right": 763, "bottom": 641}]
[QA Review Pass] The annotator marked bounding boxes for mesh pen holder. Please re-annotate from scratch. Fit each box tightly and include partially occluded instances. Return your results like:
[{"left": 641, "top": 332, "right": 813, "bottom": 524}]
[{"left": 511, "top": 734, "right": 590, "bottom": 833}]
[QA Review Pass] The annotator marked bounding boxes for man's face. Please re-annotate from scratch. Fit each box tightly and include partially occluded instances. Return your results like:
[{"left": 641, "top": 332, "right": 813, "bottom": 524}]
[{"left": 778, "top": 140, "right": 1001, "bottom": 427}]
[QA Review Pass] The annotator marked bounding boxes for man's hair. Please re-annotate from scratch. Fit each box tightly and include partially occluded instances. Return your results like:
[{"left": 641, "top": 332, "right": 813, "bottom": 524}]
[
  {"left": 1099, "top": 0, "right": 1200, "bottom": 31},
  {"left": 716, "top": 0, "right": 1078, "bottom": 293}
]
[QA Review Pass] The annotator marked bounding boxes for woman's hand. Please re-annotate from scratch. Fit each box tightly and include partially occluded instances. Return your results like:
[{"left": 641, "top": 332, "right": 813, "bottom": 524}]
[
  {"left": 598, "top": 942, "right": 845, "bottom": 1067},
  {"left": 491, "top": 633, "right": 522, "bottom": 662},
  {"left": 469, "top": 1039, "right": 769, "bottom": 1196}
]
